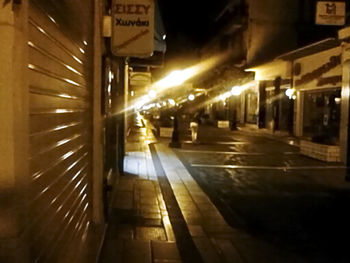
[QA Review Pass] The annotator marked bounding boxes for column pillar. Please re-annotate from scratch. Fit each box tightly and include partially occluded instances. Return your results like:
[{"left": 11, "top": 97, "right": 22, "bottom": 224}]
[
  {"left": 0, "top": 2, "right": 30, "bottom": 262},
  {"left": 92, "top": 0, "right": 104, "bottom": 224}
]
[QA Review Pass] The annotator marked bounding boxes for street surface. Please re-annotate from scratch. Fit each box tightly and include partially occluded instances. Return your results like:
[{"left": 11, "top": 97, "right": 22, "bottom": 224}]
[{"left": 174, "top": 120, "right": 350, "bottom": 263}]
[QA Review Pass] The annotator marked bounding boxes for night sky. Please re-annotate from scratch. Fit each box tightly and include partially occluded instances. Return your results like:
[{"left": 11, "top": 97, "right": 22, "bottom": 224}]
[{"left": 157, "top": 0, "right": 228, "bottom": 69}]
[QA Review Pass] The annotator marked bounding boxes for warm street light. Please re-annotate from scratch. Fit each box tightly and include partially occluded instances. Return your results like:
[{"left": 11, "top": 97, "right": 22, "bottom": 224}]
[
  {"left": 231, "top": 86, "right": 242, "bottom": 96},
  {"left": 168, "top": 99, "right": 176, "bottom": 106},
  {"left": 153, "top": 70, "right": 191, "bottom": 90},
  {"left": 148, "top": 90, "right": 157, "bottom": 98},
  {"left": 135, "top": 95, "right": 150, "bottom": 109},
  {"left": 188, "top": 94, "right": 195, "bottom": 101},
  {"left": 285, "top": 88, "right": 295, "bottom": 99}
]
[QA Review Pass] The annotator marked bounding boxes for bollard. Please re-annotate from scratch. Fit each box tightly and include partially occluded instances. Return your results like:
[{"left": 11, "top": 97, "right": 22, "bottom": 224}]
[{"left": 169, "top": 114, "right": 181, "bottom": 148}]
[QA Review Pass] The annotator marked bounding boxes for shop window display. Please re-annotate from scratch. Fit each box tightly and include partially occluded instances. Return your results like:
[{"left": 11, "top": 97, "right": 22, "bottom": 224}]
[{"left": 303, "top": 88, "right": 341, "bottom": 145}]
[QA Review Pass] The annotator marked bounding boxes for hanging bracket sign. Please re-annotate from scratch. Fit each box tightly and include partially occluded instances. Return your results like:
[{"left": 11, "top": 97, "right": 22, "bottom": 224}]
[
  {"left": 111, "top": 0, "right": 154, "bottom": 57},
  {"left": 316, "top": 1, "right": 346, "bottom": 26}
]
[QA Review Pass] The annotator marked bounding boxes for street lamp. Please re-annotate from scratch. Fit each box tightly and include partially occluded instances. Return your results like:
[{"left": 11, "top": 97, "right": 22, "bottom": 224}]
[
  {"left": 168, "top": 99, "right": 176, "bottom": 106},
  {"left": 188, "top": 94, "right": 195, "bottom": 101},
  {"left": 231, "top": 86, "right": 242, "bottom": 96}
]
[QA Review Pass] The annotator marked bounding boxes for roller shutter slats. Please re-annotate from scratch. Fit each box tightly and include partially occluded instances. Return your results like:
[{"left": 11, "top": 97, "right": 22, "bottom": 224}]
[{"left": 28, "top": 1, "right": 92, "bottom": 262}]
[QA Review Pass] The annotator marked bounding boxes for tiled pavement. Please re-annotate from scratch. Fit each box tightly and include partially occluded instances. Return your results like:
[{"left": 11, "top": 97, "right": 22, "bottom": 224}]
[
  {"left": 99, "top": 123, "right": 179, "bottom": 263},
  {"left": 99, "top": 119, "right": 307, "bottom": 263}
]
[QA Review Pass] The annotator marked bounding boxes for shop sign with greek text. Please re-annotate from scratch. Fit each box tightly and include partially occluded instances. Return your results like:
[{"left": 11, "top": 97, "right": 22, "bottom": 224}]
[
  {"left": 316, "top": 1, "right": 346, "bottom": 26},
  {"left": 111, "top": 0, "right": 154, "bottom": 57}
]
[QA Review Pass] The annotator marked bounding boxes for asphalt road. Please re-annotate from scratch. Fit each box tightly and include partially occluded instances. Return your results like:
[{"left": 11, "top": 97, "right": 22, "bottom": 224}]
[{"left": 174, "top": 121, "right": 350, "bottom": 263}]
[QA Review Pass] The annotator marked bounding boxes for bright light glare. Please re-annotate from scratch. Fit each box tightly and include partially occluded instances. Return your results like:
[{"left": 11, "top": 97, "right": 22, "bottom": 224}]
[
  {"left": 152, "top": 53, "right": 228, "bottom": 92},
  {"left": 135, "top": 95, "right": 150, "bottom": 109},
  {"left": 224, "top": 92, "right": 231, "bottom": 99},
  {"left": 148, "top": 90, "right": 157, "bottom": 98},
  {"left": 188, "top": 94, "right": 195, "bottom": 101},
  {"left": 121, "top": 52, "right": 235, "bottom": 115},
  {"left": 162, "top": 101, "right": 167, "bottom": 106},
  {"left": 142, "top": 103, "right": 156, "bottom": 110},
  {"left": 168, "top": 99, "right": 176, "bottom": 106},
  {"left": 163, "top": 35, "right": 166, "bottom": 40},
  {"left": 108, "top": 71, "right": 114, "bottom": 83},
  {"left": 153, "top": 70, "right": 189, "bottom": 89},
  {"left": 231, "top": 86, "right": 242, "bottom": 96},
  {"left": 285, "top": 88, "right": 295, "bottom": 99}
]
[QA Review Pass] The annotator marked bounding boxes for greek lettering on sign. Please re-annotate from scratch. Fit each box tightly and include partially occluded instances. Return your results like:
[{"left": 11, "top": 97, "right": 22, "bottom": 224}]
[
  {"left": 115, "top": 18, "right": 149, "bottom": 27},
  {"left": 114, "top": 4, "right": 151, "bottom": 15},
  {"left": 111, "top": 0, "right": 154, "bottom": 56}
]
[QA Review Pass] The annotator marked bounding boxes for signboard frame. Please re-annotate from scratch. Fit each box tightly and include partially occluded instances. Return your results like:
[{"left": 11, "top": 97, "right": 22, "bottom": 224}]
[
  {"left": 111, "top": 0, "right": 155, "bottom": 57},
  {"left": 315, "top": 1, "right": 346, "bottom": 26}
]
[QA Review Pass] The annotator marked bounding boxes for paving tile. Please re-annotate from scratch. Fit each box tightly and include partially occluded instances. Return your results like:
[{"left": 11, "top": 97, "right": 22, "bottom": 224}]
[
  {"left": 123, "top": 240, "right": 152, "bottom": 263},
  {"left": 99, "top": 238, "right": 123, "bottom": 263},
  {"left": 140, "top": 212, "right": 162, "bottom": 220},
  {"left": 157, "top": 199, "right": 167, "bottom": 211},
  {"left": 191, "top": 194, "right": 211, "bottom": 204},
  {"left": 106, "top": 224, "right": 134, "bottom": 240},
  {"left": 196, "top": 204, "right": 218, "bottom": 215},
  {"left": 140, "top": 204, "right": 160, "bottom": 214},
  {"left": 137, "top": 181, "right": 155, "bottom": 191},
  {"left": 188, "top": 225, "right": 206, "bottom": 237},
  {"left": 174, "top": 195, "right": 192, "bottom": 203},
  {"left": 140, "top": 196, "right": 159, "bottom": 206},
  {"left": 193, "top": 237, "right": 222, "bottom": 263},
  {"left": 153, "top": 260, "right": 182, "bottom": 263},
  {"left": 214, "top": 239, "right": 244, "bottom": 263},
  {"left": 138, "top": 218, "right": 163, "bottom": 227},
  {"left": 177, "top": 200, "right": 198, "bottom": 211},
  {"left": 162, "top": 215, "right": 176, "bottom": 241},
  {"left": 160, "top": 210, "right": 168, "bottom": 217},
  {"left": 135, "top": 227, "right": 167, "bottom": 241},
  {"left": 116, "top": 179, "right": 134, "bottom": 191},
  {"left": 202, "top": 224, "right": 236, "bottom": 238},
  {"left": 229, "top": 233, "right": 305, "bottom": 263},
  {"left": 182, "top": 213, "right": 203, "bottom": 225},
  {"left": 113, "top": 191, "right": 134, "bottom": 210},
  {"left": 151, "top": 241, "right": 181, "bottom": 261},
  {"left": 140, "top": 191, "right": 158, "bottom": 199},
  {"left": 173, "top": 189, "right": 192, "bottom": 196}
]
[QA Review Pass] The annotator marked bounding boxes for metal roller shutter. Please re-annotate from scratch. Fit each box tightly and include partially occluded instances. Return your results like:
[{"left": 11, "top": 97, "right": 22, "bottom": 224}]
[{"left": 27, "top": 1, "right": 93, "bottom": 262}]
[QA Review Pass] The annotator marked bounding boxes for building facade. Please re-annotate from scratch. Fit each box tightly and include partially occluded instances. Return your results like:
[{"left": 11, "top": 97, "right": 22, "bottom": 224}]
[{"left": 0, "top": 0, "right": 136, "bottom": 261}]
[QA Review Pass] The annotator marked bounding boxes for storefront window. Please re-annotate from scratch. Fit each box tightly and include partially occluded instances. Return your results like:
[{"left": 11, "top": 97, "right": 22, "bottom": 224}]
[
  {"left": 246, "top": 93, "right": 258, "bottom": 123},
  {"left": 265, "top": 89, "right": 275, "bottom": 130},
  {"left": 303, "top": 88, "right": 341, "bottom": 145}
]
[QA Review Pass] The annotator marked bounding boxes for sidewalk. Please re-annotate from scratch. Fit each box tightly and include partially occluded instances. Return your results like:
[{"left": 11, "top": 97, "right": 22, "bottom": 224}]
[
  {"left": 99, "top": 118, "right": 307, "bottom": 263},
  {"left": 237, "top": 124, "right": 300, "bottom": 147},
  {"left": 99, "top": 119, "right": 180, "bottom": 263}
]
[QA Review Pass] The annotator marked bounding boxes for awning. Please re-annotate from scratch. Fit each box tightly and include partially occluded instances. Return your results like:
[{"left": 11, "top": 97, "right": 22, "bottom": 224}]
[{"left": 276, "top": 38, "right": 340, "bottom": 61}]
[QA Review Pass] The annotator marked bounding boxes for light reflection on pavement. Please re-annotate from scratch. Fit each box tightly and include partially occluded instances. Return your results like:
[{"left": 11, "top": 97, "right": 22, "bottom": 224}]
[{"left": 174, "top": 123, "right": 350, "bottom": 263}]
